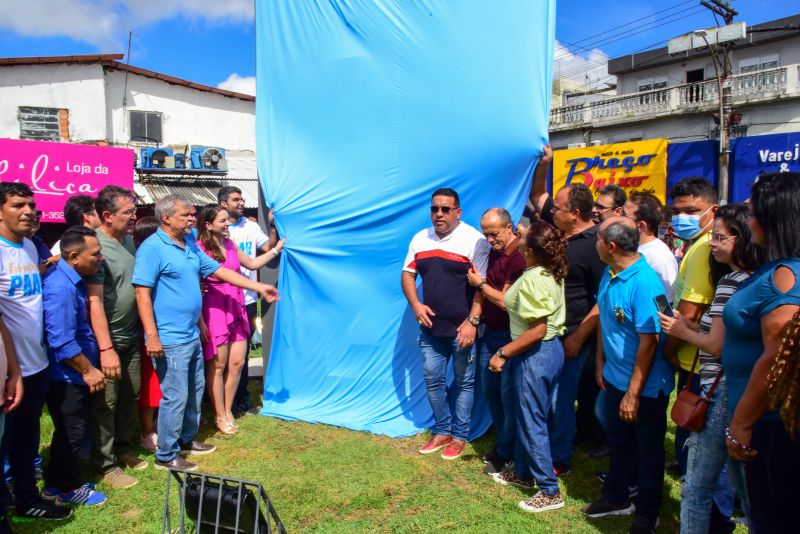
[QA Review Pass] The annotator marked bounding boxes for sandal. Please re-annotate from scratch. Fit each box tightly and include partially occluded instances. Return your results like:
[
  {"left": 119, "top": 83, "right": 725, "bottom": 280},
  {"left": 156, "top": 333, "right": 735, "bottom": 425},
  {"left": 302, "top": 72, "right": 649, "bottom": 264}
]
[
  {"left": 226, "top": 412, "right": 240, "bottom": 431},
  {"left": 215, "top": 416, "right": 237, "bottom": 435}
]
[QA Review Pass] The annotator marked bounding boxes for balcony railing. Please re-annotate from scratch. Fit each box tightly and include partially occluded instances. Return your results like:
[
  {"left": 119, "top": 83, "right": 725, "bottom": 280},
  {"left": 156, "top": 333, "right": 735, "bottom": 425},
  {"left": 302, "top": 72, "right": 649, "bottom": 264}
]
[{"left": 550, "top": 64, "right": 799, "bottom": 131}]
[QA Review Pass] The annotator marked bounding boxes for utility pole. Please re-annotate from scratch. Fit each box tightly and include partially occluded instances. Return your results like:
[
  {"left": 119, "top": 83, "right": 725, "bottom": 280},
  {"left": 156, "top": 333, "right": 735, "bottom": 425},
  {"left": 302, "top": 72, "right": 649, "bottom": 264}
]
[{"left": 700, "top": 0, "right": 737, "bottom": 204}]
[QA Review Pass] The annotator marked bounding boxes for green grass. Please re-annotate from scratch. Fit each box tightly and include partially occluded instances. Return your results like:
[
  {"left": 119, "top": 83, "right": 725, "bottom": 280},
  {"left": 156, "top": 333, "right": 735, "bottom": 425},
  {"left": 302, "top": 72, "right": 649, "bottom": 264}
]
[{"left": 13, "top": 362, "right": 744, "bottom": 533}]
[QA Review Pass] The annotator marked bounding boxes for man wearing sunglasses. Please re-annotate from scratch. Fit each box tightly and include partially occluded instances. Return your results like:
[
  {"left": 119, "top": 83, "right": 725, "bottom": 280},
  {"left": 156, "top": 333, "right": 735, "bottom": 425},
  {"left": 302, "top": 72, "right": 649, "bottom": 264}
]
[{"left": 402, "top": 188, "right": 490, "bottom": 461}]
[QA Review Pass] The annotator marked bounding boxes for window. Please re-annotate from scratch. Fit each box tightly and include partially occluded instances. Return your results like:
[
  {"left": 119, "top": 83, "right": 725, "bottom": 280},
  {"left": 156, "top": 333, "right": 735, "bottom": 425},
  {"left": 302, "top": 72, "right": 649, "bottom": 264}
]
[
  {"left": 129, "top": 111, "right": 163, "bottom": 143},
  {"left": 739, "top": 54, "right": 779, "bottom": 73},
  {"left": 18, "top": 107, "right": 67, "bottom": 141},
  {"left": 637, "top": 77, "right": 668, "bottom": 92}
]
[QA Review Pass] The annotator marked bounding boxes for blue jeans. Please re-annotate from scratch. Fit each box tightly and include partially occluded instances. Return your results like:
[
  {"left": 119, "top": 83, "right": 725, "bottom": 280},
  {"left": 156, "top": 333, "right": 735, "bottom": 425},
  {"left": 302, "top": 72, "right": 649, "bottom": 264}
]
[
  {"left": 603, "top": 383, "right": 668, "bottom": 521},
  {"left": 681, "top": 380, "right": 735, "bottom": 534},
  {"left": 513, "top": 338, "right": 563, "bottom": 495},
  {"left": 477, "top": 328, "right": 514, "bottom": 460},
  {"left": 154, "top": 339, "right": 205, "bottom": 462},
  {"left": 548, "top": 338, "right": 591, "bottom": 468},
  {"left": 419, "top": 331, "right": 476, "bottom": 441}
]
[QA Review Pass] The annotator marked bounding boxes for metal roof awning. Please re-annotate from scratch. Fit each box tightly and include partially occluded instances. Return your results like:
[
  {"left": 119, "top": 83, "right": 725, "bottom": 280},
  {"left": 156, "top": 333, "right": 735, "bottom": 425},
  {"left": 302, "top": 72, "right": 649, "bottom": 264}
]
[{"left": 134, "top": 154, "right": 261, "bottom": 208}]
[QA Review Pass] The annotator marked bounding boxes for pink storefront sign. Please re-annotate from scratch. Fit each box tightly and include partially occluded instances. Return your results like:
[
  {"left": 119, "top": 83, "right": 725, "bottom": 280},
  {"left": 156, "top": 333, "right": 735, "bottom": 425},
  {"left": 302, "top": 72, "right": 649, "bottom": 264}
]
[{"left": 0, "top": 138, "right": 134, "bottom": 223}]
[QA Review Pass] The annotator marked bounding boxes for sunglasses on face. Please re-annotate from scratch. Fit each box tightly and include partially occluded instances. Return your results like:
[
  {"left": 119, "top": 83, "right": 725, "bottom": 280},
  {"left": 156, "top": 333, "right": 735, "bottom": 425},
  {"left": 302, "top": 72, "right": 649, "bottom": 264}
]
[{"left": 430, "top": 206, "right": 455, "bottom": 214}]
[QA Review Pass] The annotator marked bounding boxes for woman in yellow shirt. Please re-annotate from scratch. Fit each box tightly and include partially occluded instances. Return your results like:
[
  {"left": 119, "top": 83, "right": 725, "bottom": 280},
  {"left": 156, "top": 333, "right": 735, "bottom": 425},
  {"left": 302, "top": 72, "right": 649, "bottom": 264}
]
[{"left": 488, "top": 220, "right": 568, "bottom": 513}]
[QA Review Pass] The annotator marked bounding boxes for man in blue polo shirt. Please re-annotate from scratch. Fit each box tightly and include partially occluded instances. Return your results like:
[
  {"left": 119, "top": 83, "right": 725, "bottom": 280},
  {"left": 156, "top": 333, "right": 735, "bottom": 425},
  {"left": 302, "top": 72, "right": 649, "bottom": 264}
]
[
  {"left": 133, "top": 194, "right": 279, "bottom": 471},
  {"left": 583, "top": 217, "right": 674, "bottom": 534}
]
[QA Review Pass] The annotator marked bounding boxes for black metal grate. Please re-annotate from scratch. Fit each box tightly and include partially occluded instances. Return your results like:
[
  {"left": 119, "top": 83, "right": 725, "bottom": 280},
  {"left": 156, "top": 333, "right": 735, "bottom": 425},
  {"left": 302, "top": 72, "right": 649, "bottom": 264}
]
[{"left": 162, "top": 468, "right": 287, "bottom": 534}]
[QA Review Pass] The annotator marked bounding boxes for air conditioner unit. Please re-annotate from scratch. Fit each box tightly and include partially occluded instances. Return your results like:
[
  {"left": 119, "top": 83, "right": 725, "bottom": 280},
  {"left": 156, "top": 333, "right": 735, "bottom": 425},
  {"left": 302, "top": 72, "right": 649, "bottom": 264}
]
[
  {"left": 139, "top": 147, "right": 174, "bottom": 169},
  {"left": 174, "top": 153, "right": 187, "bottom": 169},
  {"left": 567, "top": 142, "right": 586, "bottom": 149},
  {"left": 190, "top": 146, "right": 227, "bottom": 171}
]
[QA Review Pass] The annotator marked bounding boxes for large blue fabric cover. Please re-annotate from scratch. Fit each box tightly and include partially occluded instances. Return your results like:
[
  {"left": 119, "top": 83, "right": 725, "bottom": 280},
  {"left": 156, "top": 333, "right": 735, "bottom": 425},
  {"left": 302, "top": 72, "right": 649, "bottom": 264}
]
[{"left": 256, "top": 1, "right": 555, "bottom": 437}]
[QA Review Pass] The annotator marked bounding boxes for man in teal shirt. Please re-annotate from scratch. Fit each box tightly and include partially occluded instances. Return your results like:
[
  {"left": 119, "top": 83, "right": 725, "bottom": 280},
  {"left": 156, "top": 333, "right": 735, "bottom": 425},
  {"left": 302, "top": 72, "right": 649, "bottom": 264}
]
[
  {"left": 583, "top": 217, "right": 673, "bottom": 534},
  {"left": 133, "top": 194, "right": 278, "bottom": 471}
]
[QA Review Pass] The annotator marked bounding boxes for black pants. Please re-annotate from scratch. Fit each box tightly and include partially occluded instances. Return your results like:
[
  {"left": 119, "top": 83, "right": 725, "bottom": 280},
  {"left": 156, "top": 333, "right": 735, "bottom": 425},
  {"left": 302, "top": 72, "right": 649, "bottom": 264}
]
[
  {"left": 576, "top": 338, "right": 606, "bottom": 446},
  {"left": 603, "top": 383, "right": 668, "bottom": 521},
  {"left": 233, "top": 302, "right": 260, "bottom": 409},
  {"left": 744, "top": 417, "right": 800, "bottom": 533},
  {"left": 0, "top": 369, "right": 49, "bottom": 509},
  {"left": 45, "top": 381, "right": 89, "bottom": 493}
]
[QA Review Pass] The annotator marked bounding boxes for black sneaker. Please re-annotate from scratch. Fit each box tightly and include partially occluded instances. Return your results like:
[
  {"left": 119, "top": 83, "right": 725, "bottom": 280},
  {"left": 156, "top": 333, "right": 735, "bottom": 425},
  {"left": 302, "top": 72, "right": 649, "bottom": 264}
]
[
  {"left": 595, "top": 471, "right": 639, "bottom": 498},
  {"left": 582, "top": 498, "right": 635, "bottom": 518},
  {"left": 628, "top": 516, "right": 659, "bottom": 534},
  {"left": 588, "top": 445, "right": 610, "bottom": 459},
  {"left": 481, "top": 450, "right": 511, "bottom": 475},
  {"left": 14, "top": 498, "right": 73, "bottom": 520}
]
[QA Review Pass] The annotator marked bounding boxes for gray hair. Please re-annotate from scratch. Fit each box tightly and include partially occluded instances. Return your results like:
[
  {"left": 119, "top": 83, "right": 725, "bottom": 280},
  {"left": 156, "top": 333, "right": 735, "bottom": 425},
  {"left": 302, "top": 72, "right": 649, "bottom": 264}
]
[
  {"left": 603, "top": 221, "right": 639, "bottom": 254},
  {"left": 155, "top": 194, "right": 192, "bottom": 224}
]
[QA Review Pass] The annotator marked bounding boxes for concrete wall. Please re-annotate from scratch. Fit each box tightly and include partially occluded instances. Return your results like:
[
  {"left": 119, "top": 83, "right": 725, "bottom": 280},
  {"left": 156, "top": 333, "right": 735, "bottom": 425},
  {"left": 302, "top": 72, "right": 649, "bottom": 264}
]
[
  {"left": 0, "top": 63, "right": 107, "bottom": 142},
  {"left": 550, "top": 99, "right": 800, "bottom": 148},
  {"left": 105, "top": 69, "right": 255, "bottom": 151},
  {"left": 616, "top": 36, "right": 800, "bottom": 95}
]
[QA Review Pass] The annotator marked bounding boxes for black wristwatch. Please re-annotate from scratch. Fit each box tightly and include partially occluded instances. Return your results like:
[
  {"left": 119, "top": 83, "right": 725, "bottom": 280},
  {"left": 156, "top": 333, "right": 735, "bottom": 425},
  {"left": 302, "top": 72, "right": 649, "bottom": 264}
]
[
  {"left": 496, "top": 347, "right": 509, "bottom": 360},
  {"left": 467, "top": 315, "right": 480, "bottom": 327}
]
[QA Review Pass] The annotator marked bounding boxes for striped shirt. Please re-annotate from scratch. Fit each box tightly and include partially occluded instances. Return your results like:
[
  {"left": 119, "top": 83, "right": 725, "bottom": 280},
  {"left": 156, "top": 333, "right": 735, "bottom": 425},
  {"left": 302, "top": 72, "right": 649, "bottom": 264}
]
[{"left": 698, "top": 271, "right": 750, "bottom": 385}]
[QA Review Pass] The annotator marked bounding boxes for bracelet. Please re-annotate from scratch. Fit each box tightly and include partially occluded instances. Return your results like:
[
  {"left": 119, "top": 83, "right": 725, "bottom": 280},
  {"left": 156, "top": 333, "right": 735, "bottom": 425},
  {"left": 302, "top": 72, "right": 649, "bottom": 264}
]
[
  {"left": 725, "top": 426, "right": 754, "bottom": 452},
  {"left": 99, "top": 346, "right": 114, "bottom": 352},
  {"left": 271, "top": 248, "right": 279, "bottom": 257}
]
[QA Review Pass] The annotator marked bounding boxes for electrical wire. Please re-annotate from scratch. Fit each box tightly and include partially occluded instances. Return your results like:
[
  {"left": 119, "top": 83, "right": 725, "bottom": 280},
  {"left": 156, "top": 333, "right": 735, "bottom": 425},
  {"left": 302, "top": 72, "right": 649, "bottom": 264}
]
[{"left": 554, "top": 4, "right": 702, "bottom": 61}]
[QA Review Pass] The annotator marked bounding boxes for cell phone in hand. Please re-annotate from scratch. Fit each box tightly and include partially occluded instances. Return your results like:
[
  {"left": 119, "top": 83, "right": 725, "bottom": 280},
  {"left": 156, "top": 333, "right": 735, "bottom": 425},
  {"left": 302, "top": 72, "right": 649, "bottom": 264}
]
[{"left": 654, "top": 294, "right": 674, "bottom": 317}]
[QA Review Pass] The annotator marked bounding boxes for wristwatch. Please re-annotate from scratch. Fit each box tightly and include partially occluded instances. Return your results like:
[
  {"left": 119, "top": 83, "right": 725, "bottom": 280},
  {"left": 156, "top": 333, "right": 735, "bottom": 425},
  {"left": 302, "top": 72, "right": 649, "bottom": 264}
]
[
  {"left": 467, "top": 315, "right": 480, "bottom": 327},
  {"left": 496, "top": 347, "right": 509, "bottom": 360}
]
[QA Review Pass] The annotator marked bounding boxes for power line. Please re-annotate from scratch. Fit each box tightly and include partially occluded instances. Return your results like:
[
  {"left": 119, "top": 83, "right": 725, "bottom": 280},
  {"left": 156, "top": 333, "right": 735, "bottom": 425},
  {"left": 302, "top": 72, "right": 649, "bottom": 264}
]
[
  {"left": 554, "top": 6, "right": 706, "bottom": 66},
  {"left": 557, "top": 0, "right": 694, "bottom": 51}
]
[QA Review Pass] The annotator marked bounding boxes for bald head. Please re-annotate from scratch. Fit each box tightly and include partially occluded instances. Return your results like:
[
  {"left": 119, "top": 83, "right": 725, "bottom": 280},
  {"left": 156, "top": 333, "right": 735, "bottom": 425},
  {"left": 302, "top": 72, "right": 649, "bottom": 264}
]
[
  {"left": 599, "top": 216, "right": 639, "bottom": 254},
  {"left": 480, "top": 207, "right": 515, "bottom": 252}
]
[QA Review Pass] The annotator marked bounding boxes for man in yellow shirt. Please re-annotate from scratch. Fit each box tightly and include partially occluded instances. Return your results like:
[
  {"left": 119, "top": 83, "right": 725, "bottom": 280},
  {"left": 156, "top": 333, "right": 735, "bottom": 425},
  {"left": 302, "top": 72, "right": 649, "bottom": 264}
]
[{"left": 664, "top": 178, "right": 731, "bottom": 526}]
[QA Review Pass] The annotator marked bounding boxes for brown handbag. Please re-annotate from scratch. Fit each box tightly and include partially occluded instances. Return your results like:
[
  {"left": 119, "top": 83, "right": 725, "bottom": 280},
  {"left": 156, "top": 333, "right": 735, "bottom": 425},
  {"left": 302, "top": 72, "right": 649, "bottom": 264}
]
[{"left": 670, "top": 352, "right": 723, "bottom": 432}]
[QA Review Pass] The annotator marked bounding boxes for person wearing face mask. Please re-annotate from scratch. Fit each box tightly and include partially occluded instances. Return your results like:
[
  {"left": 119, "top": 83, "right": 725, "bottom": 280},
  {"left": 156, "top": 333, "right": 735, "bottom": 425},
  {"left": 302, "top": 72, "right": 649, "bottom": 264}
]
[{"left": 663, "top": 179, "right": 723, "bottom": 491}]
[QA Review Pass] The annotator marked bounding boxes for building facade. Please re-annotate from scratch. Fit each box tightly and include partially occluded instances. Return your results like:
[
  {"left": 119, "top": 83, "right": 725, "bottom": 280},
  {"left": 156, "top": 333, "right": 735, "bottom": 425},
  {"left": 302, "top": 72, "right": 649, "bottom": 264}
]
[
  {"left": 0, "top": 54, "right": 260, "bottom": 207},
  {"left": 549, "top": 14, "right": 800, "bottom": 148}
]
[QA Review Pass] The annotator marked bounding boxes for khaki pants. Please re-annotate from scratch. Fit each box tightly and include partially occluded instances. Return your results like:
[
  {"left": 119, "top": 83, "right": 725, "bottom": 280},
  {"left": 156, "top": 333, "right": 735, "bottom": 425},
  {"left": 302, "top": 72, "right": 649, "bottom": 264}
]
[{"left": 91, "top": 340, "right": 141, "bottom": 473}]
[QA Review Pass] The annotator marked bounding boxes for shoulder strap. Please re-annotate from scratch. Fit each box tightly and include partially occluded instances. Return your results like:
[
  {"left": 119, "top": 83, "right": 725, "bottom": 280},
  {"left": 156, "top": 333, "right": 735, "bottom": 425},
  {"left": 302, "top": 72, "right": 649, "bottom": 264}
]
[{"left": 706, "top": 369, "right": 724, "bottom": 397}]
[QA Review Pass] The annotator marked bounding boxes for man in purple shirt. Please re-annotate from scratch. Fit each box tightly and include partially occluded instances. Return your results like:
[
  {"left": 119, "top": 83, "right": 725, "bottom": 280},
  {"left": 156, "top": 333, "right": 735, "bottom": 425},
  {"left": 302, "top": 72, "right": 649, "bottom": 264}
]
[{"left": 467, "top": 208, "right": 526, "bottom": 473}]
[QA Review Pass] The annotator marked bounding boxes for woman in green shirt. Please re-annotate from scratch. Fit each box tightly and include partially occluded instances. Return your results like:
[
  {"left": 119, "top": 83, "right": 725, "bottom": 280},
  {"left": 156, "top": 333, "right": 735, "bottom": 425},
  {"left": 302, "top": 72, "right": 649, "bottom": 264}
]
[{"left": 489, "top": 220, "right": 567, "bottom": 513}]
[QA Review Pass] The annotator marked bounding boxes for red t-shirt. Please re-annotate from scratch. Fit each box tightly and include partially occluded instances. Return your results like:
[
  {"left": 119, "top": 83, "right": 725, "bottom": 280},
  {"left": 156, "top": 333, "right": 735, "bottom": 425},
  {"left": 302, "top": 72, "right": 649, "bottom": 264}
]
[{"left": 483, "top": 246, "right": 526, "bottom": 331}]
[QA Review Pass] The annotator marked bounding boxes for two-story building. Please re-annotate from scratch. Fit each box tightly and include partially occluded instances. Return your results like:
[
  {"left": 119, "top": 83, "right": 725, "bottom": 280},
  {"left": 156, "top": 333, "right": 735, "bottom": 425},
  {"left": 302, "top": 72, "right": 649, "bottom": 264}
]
[
  {"left": 549, "top": 13, "right": 800, "bottom": 148},
  {"left": 0, "top": 53, "right": 260, "bottom": 211}
]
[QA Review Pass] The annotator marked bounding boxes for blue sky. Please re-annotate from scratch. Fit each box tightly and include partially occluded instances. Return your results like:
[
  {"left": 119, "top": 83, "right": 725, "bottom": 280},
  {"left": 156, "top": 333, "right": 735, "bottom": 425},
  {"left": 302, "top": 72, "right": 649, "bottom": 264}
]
[{"left": 0, "top": 1, "right": 797, "bottom": 95}]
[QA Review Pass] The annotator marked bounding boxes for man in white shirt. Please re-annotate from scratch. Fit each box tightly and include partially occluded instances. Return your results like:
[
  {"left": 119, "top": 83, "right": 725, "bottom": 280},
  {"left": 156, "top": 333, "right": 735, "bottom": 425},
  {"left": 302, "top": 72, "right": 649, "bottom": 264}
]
[
  {"left": 218, "top": 186, "right": 282, "bottom": 416},
  {"left": 49, "top": 195, "right": 102, "bottom": 256},
  {"left": 624, "top": 192, "right": 678, "bottom": 302},
  {"left": 0, "top": 183, "right": 72, "bottom": 522}
]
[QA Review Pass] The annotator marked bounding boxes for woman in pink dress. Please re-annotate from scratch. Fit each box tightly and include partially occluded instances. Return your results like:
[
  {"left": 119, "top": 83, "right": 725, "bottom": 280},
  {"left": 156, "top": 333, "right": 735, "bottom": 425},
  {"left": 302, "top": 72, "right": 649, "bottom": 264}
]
[{"left": 196, "top": 204, "right": 284, "bottom": 435}]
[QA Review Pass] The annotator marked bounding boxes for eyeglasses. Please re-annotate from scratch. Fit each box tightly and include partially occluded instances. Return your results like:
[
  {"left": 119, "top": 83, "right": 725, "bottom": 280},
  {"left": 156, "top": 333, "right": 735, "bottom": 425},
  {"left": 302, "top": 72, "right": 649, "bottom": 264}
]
[
  {"left": 116, "top": 208, "right": 136, "bottom": 217},
  {"left": 594, "top": 202, "right": 613, "bottom": 212},
  {"left": 710, "top": 233, "right": 736, "bottom": 243},
  {"left": 430, "top": 206, "right": 455, "bottom": 214}
]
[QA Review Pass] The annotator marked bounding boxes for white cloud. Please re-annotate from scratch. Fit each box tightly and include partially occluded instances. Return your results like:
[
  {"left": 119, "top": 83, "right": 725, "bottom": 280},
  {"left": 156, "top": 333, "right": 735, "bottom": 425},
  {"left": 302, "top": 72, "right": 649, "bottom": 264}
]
[
  {"left": 0, "top": 0, "right": 253, "bottom": 49},
  {"left": 217, "top": 73, "right": 255, "bottom": 96},
  {"left": 553, "top": 40, "right": 614, "bottom": 87}
]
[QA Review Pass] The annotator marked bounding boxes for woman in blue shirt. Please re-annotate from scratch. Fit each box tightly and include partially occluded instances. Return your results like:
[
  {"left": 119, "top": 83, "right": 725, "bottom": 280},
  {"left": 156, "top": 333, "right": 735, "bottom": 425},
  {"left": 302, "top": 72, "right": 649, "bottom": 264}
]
[{"left": 722, "top": 172, "right": 800, "bottom": 533}]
